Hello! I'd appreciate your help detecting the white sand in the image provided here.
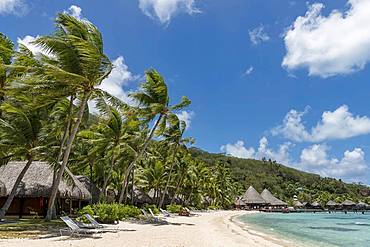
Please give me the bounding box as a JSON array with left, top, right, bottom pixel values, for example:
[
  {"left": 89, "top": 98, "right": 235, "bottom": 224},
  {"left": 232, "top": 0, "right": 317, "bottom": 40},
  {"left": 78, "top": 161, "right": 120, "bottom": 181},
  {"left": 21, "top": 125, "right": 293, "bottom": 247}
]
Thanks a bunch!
[{"left": 0, "top": 211, "right": 298, "bottom": 247}]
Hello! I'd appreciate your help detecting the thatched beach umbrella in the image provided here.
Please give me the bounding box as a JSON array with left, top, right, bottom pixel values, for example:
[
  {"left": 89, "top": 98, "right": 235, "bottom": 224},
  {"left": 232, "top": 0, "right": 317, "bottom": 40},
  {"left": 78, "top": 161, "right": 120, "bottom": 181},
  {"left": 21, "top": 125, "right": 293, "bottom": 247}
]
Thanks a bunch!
[
  {"left": 0, "top": 161, "right": 91, "bottom": 200},
  {"left": 241, "top": 186, "right": 266, "bottom": 205},
  {"left": 235, "top": 198, "right": 246, "bottom": 207},
  {"left": 311, "top": 202, "right": 320, "bottom": 207},
  {"left": 260, "top": 189, "right": 287, "bottom": 207}
]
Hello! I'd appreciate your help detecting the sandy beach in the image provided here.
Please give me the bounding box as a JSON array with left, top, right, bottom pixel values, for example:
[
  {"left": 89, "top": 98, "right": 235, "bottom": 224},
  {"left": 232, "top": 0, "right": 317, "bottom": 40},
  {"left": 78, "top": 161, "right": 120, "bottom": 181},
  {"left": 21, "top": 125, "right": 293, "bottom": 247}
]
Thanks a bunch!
[{"left": 0, "top": 211, "right": 297, "bottom": 247}]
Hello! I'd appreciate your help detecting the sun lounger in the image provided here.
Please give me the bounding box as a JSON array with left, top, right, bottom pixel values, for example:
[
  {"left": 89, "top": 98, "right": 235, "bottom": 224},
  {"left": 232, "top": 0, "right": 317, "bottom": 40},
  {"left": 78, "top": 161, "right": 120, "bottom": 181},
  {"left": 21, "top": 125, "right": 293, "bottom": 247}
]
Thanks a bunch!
[
  {"left": 141, "top": 209, "right": 160, "bottom": 223},
  {"left": 60, "top": 216, "right": 101, "bottom": 237},
  {"left": 160, "top": 208, "right": 172, "bottom": 217},
  {"left": 84, "top": 214, "right": 119, "bottom": 231}
]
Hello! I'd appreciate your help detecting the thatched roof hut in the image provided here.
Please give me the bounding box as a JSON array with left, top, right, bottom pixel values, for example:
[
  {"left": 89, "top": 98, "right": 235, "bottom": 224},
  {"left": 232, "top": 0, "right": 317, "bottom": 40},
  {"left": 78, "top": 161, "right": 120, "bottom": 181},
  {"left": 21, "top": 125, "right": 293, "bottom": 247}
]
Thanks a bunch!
[
  {"left": 311, "top": 202, "right": 320, "bottom": 207},
  {"left": 0, "top": 180, "right": 6, "bottom": 197},
  {"left": 326, "top": 200, "right": 338, "bottom": 207},
  {"left": 341, "top": 200, "right": 356, "bottom": 207},
  {"left": 242, "top": 186, "right": 265, "bottom": 204},
  {"left": 293, "top": 201, "right": 303, "bottom": 207},
  {"left": 260, "top": 189, "right": 287, "bottom": 206},
  {"left": 357, "top": 202, "right": 368, "bottom": 209},
  {"left": 0, "top": 161, "right": 91, "bottom": 200},
  {"left": 235, "top": 198, "right": 246, "bottom": 206}
]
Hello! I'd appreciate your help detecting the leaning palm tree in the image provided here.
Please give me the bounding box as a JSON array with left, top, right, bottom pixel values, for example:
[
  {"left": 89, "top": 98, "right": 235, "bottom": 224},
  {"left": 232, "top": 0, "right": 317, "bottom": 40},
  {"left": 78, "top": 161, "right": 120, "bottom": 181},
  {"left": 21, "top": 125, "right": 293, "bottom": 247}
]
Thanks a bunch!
[
  {"left": 158, "top": 115, "right": 194, "bottom": 208},
  {"left": 0, "top": 33, "right": 14, "bottom": 117},
  {"left": 118, "top": 69, "right": 191, "bottom": 203},
  {"left": 79, "top": 107, "right": 139, "bottom": 200},
  {"left": 0, "top": 101, "right": 44, "bottom": 218},
  {"left": 34, "top": 13, "right": 117, "bottom": 220}
]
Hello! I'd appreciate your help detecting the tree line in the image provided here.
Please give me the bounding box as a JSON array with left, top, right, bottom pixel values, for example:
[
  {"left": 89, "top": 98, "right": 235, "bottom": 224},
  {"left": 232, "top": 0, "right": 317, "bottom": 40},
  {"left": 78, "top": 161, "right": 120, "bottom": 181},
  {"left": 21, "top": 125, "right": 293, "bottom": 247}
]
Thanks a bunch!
[{"left": 0, "top": 13, "right": 237, "bottom": 220}]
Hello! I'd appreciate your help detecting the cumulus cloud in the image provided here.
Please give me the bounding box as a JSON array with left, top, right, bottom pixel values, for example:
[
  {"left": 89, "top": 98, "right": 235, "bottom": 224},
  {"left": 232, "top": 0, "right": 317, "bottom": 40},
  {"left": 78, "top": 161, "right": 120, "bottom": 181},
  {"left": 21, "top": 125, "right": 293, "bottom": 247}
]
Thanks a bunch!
[
  {"left": 249, "top": 25, "right": 270, "bottom": 45},
  {"left": 273, "top": 105, "right": 370, "bottom": 142},
  {"left": 221, "top": 140, "right": 256, "bottom": 159},
  {"left": 0, "top": 0, "right": 27, "bottom": 15},
  {"left": 299, "top": 144, "right": 367, "bottom": 180},
  {"left": 176, "top": 110, "right": 194, "bottom": 129},
  {"left": 67, "top": 5, "right": 82, "bottom": 19},
  {"left": 138, "top": 0, "right": 200, "bottom": 25},
  {"left": 98, "top": 56, "right": 136, "bottom": 103},
  {"left": 221, "top": 137, "right": 292, "bottom": 165},
  {"left": 282, "top": 1, "right": 370, "bottom": 77}
]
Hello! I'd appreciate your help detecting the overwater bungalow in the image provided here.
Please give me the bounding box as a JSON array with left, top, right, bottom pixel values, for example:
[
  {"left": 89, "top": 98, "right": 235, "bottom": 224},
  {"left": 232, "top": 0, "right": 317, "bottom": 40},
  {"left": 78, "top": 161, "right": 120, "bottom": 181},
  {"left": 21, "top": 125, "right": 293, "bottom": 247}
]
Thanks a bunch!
[
  {"left": 260, "top": 189, "right": 287, "bottom": 209},
  {"left": 0, "top": 161, "right": 92, "bottom": 218},
  {"left": 293, "top": 200, "right": 304, "bottom": 208},
  {"left": 356, "top": 202, "right": 369, "bottom": 210},
  {"left": 326, "top": 200, "right": 338, "bottom": 210},
  {"left": 241, "top": 186, "right": 266, "bottom": 209},
  {"left": 341, "top": 200, "right": 356, "bottom": 211}
]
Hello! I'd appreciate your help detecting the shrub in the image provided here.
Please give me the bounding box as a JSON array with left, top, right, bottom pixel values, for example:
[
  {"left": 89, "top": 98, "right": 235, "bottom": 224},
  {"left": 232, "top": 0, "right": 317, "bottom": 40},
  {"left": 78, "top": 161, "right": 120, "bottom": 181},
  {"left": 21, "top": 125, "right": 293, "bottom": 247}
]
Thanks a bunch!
[
  {"left": 166, "top": 204, "right": 182, "bottom": 213},
  {"left": 78, "top": 204, "right": 142, "bottom": 224},
  {"left": 143, "top": 204, "right": 160, "bottom": 215},
  {"left": 207, "top": 205, "right": 218, "bottom": 210}
]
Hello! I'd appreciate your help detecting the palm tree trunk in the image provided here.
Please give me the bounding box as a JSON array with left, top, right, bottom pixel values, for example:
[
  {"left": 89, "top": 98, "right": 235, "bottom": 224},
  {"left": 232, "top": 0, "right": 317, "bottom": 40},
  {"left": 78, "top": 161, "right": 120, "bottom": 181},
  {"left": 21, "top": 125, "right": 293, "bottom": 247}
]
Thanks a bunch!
[
  {"left": 101, "top": 156, "right": 115, "bottom": 200},
  {"left": 0, "top": 157, "right": 33, "bottom": 218},
  {"left": 46, "top": 92, "right": 90, "bottom": 220},
  {"left": 118, "top": 114, "right": 163, "bottom": 203},
  {"left": 159, "top": 145, "right": 178, "bottom": 209},
  {"left": 170, "top": 171, "right": 186, "bottom": 205},
  {"left": 49, "top": 95, "right": 75, "bottom": 219}
]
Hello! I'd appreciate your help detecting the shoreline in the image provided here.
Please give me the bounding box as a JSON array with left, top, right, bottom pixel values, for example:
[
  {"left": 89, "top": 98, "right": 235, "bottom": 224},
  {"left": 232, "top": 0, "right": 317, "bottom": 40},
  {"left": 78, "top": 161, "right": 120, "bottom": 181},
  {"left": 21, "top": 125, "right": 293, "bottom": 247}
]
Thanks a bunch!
[{"left": 0, "top": 210, "right": 300, "bottom": 247}]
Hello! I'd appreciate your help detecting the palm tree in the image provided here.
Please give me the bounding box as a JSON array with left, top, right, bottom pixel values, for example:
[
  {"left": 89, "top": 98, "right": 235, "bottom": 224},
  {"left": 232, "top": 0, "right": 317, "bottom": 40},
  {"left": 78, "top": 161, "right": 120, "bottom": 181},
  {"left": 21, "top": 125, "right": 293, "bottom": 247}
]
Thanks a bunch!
[
  {"left": 0, "top": 101, "right": 44, "bottom": 218},
  {"left": 0, "top": 33, "right": 14, "bottom": 117},
  {"left": 34, "top": 14, "right": 116, "bottom": 220},
  {"left": 158, "top": 115, "right": 193, "bottom": 208},
  {"left": 118, "top": 69, "right": 190, "bottom": 203},
  {"left": 79, "top": 107, "right": 139, "bottom": 200}
]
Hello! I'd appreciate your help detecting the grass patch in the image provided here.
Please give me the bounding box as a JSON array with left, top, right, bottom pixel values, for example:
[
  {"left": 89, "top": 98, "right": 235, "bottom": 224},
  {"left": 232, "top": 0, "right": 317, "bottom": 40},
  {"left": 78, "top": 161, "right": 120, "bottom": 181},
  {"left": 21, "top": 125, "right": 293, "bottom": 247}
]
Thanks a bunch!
[{"left": 0, "top": 218, "right": 64, "bottom": 239}]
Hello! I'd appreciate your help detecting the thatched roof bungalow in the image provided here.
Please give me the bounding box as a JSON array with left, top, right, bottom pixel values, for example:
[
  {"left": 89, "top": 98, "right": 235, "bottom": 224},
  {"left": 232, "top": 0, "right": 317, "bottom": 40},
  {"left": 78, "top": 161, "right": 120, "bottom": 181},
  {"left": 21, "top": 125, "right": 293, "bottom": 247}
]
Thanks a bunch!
[
  {"left": 341, "top": 200, "right": 356, "bottom": 210},
  {"left": 0, "top": 161, "right": 92, "bottom": 217},
  {"left": 260, "top": 189, "right": 287, "bottom": 208},
  {"left": 241, "top": 186, "right": 266, "bottom": 209},
  {"left": 357, "top": 202, "right": 369, "bottom": 209},
  {"left": 293, "top": 200, "right": 303, "bottom": 208},
  {"left": 0, "top": 180, "right": 6, "bottom": 197}
]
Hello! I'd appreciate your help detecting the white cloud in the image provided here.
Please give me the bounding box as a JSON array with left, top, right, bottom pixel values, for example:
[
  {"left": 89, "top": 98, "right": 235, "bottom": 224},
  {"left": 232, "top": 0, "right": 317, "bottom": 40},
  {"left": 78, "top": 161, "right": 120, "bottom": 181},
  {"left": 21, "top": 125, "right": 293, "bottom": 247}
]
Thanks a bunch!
[
  {"left": 249, "top": 25, "right": 270, "bottom": 45},
  {"left": 282, "top": 1, "right": 370, "bottom": 77},
  {"left": 67, "top": 5, "right": 82, "bottom": 19},
  {"left": 273, "top": 105, "right": 370, "bottom": 142},
  {"left": 0, "top": 0, "right": 26, "bottom": 15},
  {"left": 138, "top": 0, "right": 200, "bottom": 25},
  {"left": 221, "top": 137, "right": 292, "bottom": 165},
  {"left": 17, "top": 35, "right": 54, "bottom": 57},
  {"left": 221, "top": 140, "right": 256, "bottom": 159},
  {"left": 98, "top": 56, "right": 136, "bottom": 103},
  {"left": 176, "top": 110, "right": 194, "bottom": 129},
  {"left": 299, "top": 144, "right": 367, "bottom": 180},
  {"left": 244, "top": 66, "right": 254, "bottom": 75}
]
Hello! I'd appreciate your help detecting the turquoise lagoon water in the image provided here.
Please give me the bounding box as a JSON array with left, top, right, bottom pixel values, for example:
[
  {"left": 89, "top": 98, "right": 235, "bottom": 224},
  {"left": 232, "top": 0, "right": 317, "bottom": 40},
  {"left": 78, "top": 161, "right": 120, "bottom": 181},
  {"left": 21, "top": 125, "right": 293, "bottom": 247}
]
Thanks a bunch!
[{"left": 238, "top": 212, "right": 370, "bottom": 247}]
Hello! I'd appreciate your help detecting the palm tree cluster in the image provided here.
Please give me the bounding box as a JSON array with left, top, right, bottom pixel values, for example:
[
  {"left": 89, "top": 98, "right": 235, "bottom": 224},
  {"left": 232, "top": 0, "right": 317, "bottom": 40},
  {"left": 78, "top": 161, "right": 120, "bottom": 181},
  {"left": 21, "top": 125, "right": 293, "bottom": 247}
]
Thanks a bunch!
[{"left": 0, "top": 13, "right": 237, "bottom": 220}]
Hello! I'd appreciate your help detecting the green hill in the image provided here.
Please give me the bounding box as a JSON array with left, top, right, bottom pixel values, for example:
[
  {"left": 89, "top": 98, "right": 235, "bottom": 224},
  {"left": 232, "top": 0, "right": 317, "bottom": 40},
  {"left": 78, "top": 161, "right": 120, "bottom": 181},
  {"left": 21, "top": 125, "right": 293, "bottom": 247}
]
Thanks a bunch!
[{"left": 189, "top": 148, "right": 370, "bottom": 205}]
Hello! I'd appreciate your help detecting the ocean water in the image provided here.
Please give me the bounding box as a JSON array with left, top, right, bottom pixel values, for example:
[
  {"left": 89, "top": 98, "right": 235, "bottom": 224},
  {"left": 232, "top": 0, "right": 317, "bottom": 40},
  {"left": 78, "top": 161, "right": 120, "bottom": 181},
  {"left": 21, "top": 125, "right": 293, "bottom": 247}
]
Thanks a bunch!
[{"left": 238, "top": 212, "right": 370, "bottom": 247}]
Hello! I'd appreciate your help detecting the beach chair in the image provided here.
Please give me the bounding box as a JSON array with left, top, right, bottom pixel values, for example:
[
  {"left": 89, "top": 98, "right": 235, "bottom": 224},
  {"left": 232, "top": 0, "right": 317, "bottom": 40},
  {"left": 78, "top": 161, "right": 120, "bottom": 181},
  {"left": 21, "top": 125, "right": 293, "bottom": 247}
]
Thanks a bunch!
[
  {"left": 160, "top": 208, "right": 172, "bottom": 217},
  {"left": 184, "top": 207, "right": 200, "bottom": 216},
  {"left": 60, "top": 216, "right": 100, "bottom": 237},
  {"left": 141, "top": 209, "right": 159, "bottom": 223},
  {"left": 84, "top": 214, "right": 119, "bottom": 231}
]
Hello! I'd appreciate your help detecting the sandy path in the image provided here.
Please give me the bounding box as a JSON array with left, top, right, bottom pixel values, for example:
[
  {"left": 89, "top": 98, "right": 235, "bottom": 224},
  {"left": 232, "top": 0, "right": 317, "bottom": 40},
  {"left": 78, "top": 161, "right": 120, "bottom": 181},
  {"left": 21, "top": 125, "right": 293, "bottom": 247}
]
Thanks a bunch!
[{"left": 0, "top": 211, "right": 298, "bottom": 247}]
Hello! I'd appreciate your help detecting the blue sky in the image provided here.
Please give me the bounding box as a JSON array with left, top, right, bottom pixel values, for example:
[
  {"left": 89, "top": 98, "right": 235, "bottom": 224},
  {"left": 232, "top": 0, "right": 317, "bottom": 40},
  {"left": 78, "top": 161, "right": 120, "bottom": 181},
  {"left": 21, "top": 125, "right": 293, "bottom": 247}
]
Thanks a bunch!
[{"left": 2, "top": 0, "right": 370, "bottom": 183}]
